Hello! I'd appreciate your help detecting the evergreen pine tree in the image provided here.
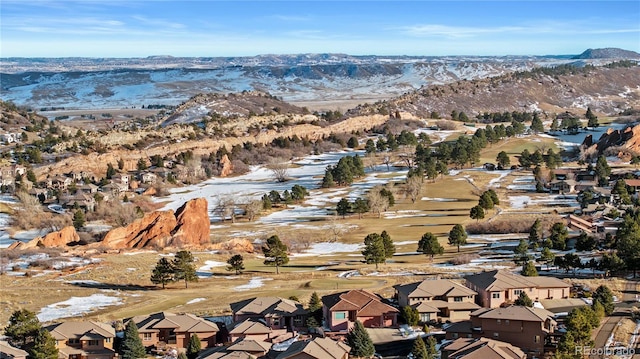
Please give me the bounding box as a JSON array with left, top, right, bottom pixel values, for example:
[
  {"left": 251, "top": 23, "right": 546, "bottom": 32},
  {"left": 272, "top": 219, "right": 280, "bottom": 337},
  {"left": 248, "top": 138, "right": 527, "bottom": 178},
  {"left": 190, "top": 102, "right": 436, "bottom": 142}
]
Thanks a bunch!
[
  {"left": 362, "top": 233, "right": 386, "bottom": 269},
  {"left": 346, "top": 321, "right": 375, "bottom": 358},
  {"left": 307, "top": 292, "right": 323, "bottom": 328},
  {"left": 150, "top": 257, "right": 175, "bottom": 289},
  {"left": 425, "top": 336, "right": 437, "bottom": 359},
  {"left": 121, "top": 321, "right": 146, "bottom": 359},
  {"left": 448, "top": 224, "right": 467, "bottom": 252},
  {"left": 381, "top": 230, "right": 395, "bottom": 261},
  {"left": 72, "top": 210, "right": 85, "bottom": 230},
  {"left": 29, "top": 329, "right": 58, "bottom": 359},
  {"left": 226, "top": 254, "right": 245, "bottom": 275},
  {"left": 514, "top": 291, "right": 534, "bottom": 307},
  {"left": 410, "top": 336, "right": 429, "bottom": 359},
  {"left": 521, "top": 261, "right": 539, "bottom": 277},
  {"left": 186, "top": 334, "right": 201, "bottom": 359},
  {"left": 172, "top": 250, "right": 198, "bottom": 288},
  {"left": 417, "top": 232, "right": 444, "bottom": 260},
  {"left": 262, "top": 235, "right": 289, "bottom": 274}
]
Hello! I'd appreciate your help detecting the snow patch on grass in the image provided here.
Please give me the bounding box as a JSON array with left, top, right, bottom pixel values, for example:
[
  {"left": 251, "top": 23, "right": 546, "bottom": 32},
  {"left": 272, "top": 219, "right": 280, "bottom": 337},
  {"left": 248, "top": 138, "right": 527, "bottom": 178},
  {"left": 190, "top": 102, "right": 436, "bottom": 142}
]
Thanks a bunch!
[
  {"left": 37, "top": 293, "right": 123, "bottom": 322},
  {"left": 234, "top": 277, "right": 273, "bottom": 291}
]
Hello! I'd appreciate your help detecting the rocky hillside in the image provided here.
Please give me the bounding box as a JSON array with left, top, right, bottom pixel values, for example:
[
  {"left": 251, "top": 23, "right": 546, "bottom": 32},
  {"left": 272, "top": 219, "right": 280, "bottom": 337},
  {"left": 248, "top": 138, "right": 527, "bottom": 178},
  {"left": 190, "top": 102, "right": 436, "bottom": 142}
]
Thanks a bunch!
[
  {"left": 582, "top": 124, "right": 640, "bottom": 158},
  {"left": 573, "top": 48, "right": 640, "bottom": 59},
  {"left": 349, "top": 64, "right": 640, "bottom": 119}
]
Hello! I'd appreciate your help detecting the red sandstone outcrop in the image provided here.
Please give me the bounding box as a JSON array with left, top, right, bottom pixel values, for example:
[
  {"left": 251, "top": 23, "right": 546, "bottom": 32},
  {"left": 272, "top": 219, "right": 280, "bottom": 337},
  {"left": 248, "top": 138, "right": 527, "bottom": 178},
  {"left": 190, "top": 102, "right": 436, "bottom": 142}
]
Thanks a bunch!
[
  {"left": 582, "top": 124, "right": 640, "bottom": 157},
  {"left": 219, "top": 154, "right": 233, "bottom": 177},
  {"left": 8, "top": 226, "right": 80, "bottom": 250},
  {"left": 210, "top": 238, "right": 255, "bottom": 253},
  {"left": 172, "top": 198, "right": 210, "bottom": 246},
  {"left": 100, "top": 197, "right": 209, "bottom": 249},
  {"left": 101, "top": 210, "right": 177, "bottom": 249}
]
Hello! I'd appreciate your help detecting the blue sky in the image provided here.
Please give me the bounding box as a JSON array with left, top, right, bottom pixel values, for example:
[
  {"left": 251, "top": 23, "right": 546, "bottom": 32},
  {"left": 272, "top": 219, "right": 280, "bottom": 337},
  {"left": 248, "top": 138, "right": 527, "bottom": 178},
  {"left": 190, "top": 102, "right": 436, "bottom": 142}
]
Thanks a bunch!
[{"left": 1, "top": 1, "right": 639, "bottom": 58}]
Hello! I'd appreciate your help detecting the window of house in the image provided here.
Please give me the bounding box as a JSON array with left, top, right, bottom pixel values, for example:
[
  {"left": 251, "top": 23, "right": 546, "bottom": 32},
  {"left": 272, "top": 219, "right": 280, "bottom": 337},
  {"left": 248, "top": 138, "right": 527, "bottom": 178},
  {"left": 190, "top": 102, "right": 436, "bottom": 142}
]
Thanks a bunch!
[
  {"left": 454, "top": 297, "right": 463, "bottom": 302},
  {"left": 493, "top": 333, "right": 499, "bottom": 338},
  {"left": 505, "top": 320, "right": 510, "bottom": 325},
  {"left": 143, "top": 333, "right": 152, "bottom": 341},
  {"left": 105, "top": 338, "right": 111, "bottom": 343},
  {"left": 294, "top": 316, "right": 303, "bottom": 326},
  {"left": 452, "top": 333, "right": 459, "bottom": 339},
  {"left": 273, "top": 318, "right": 280, "bottom": 327},
  {"left": 88, "top": 340, "right": 99, "bottom": 346},
  {"left": 492, "top": 293, "right": 500, "bottom": 299},
  {"left": 68, "top": 339, "right": 80, "bottom": 345},
  {"left": 335, "top": 312, "right": 346, "bottom": 319},
  {"left": 534, "top": 336, "right": 541, "bottom": 343},
  {"left": 514, "top": 289, "right": 523, "bottom": 296},
  {"left": 497, "top": 319, "right": 501, "bottom": 324},
  {"left": 420, "top": 313, "right": 431, "bottom": 322}
]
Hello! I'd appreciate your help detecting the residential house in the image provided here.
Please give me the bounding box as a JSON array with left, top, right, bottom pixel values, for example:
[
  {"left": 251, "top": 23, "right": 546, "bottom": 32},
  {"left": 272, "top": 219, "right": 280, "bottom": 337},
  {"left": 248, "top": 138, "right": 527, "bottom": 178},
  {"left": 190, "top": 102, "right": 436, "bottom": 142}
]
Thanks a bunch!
[
  {"left": 441, "top": 337, "right": 526, "bottom": 359},
  {"left": 227, "top": 319, "right": 272, "bottom": 342},
  {"left": 140, "top": 172, "right": 158, "bottom": 184},
  {"left": 230, "top": 297, "right": 308, "bottom": 333},
  {"left": 128, "top": 312, "right": 220, "bottom": 350},
  {"left": 322, "top": 289, "right": 399, "bottom": 332},
  {"left": 0, "top": 341, "right": 28, "bottom": 359},
  {"left": 624, "top": 179, "right": 640, "bottom": 192},
  {"left": 394, "top": 279, "right": 480, "bottom": 322},
  {"left": 275, "top": 337, "right": 350, "bottom": 359},
  {"left": 48, "top": 176, "right": 73, "bottom": 190},
  {"left": 79, "top": 184, "right": 99, "bottom": 195},
  {"left": 464, "top": 270, "right": 569, "bottom": 308},
  {"left": 198, "top": 347, "right": 258, "bottom": 359},
  {"left": 226, "top": 338, "right": 271, "bottom": 357},
  {"left": 445, "top": 306, "right": 557, "bottom": 357},
  {"left": 61, "top": 193, "right": 96, "bottom": 212},
  {"left": 45, "top": 320, "right": 117, "bottom": 359}
]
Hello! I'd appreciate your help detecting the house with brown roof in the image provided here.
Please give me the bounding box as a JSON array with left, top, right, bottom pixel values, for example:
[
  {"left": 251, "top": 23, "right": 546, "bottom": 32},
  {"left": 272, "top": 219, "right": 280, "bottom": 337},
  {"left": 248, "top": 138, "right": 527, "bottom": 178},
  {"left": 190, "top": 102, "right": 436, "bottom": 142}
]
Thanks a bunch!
[
  {"left": 275, "top": 337, "right": 350, "bottom": 359},
  {"left": 0, "top": 341, "right": 28, "bottom": 359},
  {"left": 45, "top": 320, "right": 116, "bottom": 359},
  {"left": 322, "top": 289, "right": 399, "bottom": 332},
  {"left": 227, "top": 319, "right": 272, "bottom": 342},
  {"left": 445, "top": 306, "right": 557, "bottom": 357},
  {"left": 128, "top": 312, "right": 219, "bottom": 350},
  {"left": 230, "top": 297, "right": 308, "bottom": 333},
  {"left": 464, "top": 270, "right": 569, "bottom": 308},
  {"left": 394, "top": 279, "right": 480, "bottom": 322},
  {"left": 441, "top": 337, "right": 526, "bottom": 359}
]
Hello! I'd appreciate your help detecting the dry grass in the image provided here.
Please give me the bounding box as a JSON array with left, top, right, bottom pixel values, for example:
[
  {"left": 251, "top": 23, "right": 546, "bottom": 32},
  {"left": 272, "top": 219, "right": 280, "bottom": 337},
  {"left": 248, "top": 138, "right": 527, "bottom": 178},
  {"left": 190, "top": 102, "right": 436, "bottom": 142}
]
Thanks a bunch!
[
  {"left": 613, "top": 318, "right": 637, "bottom": 346},
  {"left": 0, "top": 131, "right": 608, "bottom": 326}
]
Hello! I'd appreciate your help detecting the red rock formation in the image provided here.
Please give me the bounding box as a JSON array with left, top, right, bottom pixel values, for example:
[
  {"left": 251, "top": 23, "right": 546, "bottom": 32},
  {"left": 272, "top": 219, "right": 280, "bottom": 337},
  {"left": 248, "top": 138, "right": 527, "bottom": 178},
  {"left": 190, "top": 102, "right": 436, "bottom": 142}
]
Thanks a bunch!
[
  {"left": 172, "top": 197, "right": 210, "bottom": 246},
  {"left": 102, "top": 210, "right": 177, "bottom": 249},
  {"left": 100, "top": 198, "right": 210, "bottom": 249},
  {"left": 8, "top": 226, "right": 80, "bottom": 250},
  {"left": 210, "top": 238, "right": 255, "bottom": 253},
  {"left": 219, "top": 154, "right": 233, "bottom": 177},
  {"left": 581, "top": 124, "right": 640, "bottom": 157}
]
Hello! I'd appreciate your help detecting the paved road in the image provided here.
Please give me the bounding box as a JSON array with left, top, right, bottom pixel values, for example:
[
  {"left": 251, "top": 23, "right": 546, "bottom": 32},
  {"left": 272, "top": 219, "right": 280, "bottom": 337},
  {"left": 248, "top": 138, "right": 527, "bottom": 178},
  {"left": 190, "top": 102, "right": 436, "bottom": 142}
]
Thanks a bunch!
[{"left": 590, "top": 280, "right": 640, "bottom": 359}]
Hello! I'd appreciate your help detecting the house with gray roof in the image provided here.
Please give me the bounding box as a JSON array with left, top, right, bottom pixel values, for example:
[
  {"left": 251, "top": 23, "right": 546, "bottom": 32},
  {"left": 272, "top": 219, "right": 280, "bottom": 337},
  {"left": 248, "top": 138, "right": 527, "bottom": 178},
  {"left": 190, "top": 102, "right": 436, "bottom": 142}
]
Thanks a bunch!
[
  {"left": 464, "top": 270, "right": 569, "bottom": 308},
  {"left": 45, "top": 320, "right": 116, "bottom": 359},
  {"left": 445, "top": 306, "right": 557, "bottom": 357},
  {"left": 442, "top": 337, "right": 526, "bottom": 359},
  {"left": 127, "top": 312, "right": 219, "bottom": 350},
  {"left": 230, "top": 297, "right": 307, "bottom": 333},
  {"left": 0, "top": 341, "right": 28, "bottom": 359},
  {"left": 394, "top": 279, "right": 480, "bottom": 322},
  {"left": 275, "top": 337, "right": 350, "bottom": 359}
]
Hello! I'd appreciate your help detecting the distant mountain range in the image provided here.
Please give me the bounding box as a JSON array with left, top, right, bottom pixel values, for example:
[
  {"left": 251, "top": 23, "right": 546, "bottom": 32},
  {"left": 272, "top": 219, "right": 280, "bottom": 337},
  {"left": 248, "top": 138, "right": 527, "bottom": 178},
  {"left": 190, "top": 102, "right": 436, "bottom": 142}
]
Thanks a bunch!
[{"left": 0, "top": 48, "right": 637, "bottom": 110}]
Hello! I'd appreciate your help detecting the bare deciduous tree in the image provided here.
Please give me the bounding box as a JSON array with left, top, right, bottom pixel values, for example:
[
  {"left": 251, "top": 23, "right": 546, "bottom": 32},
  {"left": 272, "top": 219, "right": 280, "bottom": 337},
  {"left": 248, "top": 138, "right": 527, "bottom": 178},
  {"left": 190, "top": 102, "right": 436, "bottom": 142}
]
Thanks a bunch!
[
  {"left": 404, "top": 175, "right": 422, "bottom": 203},
  {"left": 367, "top": 186, "right": 389, "bottom": 218},
  {"left": 268, "top": 157, "right": 289, "bottom": 182},
  {"left": 242, "top": 199, "right": 263, "bottom": 221},
  {"left": 325, "top": 214, "right": 345, "bottom": 242},
  {"left": 215, "top": 195, "right": 237, "bottom": 223}
]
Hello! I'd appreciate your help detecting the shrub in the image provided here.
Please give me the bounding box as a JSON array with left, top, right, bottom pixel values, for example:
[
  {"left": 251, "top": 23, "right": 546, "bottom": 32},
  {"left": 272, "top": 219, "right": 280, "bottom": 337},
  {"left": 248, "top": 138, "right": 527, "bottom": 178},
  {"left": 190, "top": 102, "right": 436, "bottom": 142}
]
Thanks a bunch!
[{"left": 450, "top": 253, "right": 480, "bottom": 265}]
